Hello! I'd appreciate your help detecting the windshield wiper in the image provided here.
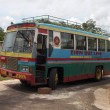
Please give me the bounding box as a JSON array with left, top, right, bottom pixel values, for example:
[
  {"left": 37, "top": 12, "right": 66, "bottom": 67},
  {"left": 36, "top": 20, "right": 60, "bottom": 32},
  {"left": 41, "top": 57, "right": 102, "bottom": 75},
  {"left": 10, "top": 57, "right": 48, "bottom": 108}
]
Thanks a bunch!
[{"left": 18, "top": 31, "right": 29, "bottom": 42}]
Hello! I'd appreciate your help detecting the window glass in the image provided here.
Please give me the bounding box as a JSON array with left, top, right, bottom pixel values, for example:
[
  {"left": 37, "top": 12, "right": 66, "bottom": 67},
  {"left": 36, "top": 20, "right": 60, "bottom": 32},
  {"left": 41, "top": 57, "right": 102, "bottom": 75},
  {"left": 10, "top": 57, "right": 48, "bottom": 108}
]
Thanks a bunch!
[
  {"left": 107, "top": 41, "right": 110, "bottom": 52},
  {"left": 76, "top": 35, "right": 86, "bottom": 50},
  {"left": 2, "top": 32, "right": 16, "bottom": 52},
  {"left": 49, "top": 30, "right": 53, "bottom": 47},
  {"left": 88, "top": 37, "right": 97, "bottom": 51},
  {"left": 13, "top": 30, "right": 35, "bottom": 53},
  {"left": 98, "top": 39, "right": 105, "bottom": 51},
  {"left": 61, "top": 33, "right": 74, "bottom": 49},
  {"left": 49, "top": 30, "right": 53, "bottom": 57}
]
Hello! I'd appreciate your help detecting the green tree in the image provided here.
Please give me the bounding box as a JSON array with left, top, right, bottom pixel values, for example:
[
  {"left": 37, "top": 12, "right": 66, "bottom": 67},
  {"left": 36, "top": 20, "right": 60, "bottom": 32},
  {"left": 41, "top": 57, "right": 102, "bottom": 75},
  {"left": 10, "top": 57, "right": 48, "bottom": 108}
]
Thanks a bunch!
[
  {"left": 82, "top": 19, "right": 104, "bottom": 35},
  {"left": 82, "top": 19, "right": 96, "bottom": 32},
  {"left": 0, "top": 27, "right": 5, "bottom": 41}
]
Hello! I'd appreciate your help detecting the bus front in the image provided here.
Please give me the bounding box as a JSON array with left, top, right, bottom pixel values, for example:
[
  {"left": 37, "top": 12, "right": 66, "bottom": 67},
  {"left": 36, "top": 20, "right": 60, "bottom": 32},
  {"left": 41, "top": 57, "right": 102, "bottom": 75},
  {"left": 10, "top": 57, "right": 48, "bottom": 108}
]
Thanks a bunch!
[{"left": 0, "top": 23, "right": 36, "bottom": 85}]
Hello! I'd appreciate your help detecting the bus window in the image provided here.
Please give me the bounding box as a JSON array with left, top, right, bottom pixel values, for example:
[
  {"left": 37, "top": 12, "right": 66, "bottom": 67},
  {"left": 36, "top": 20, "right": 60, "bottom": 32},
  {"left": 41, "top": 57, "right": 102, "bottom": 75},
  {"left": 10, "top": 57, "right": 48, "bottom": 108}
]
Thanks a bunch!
[
  {"left": 88, "top": 37, "right": 97, "bottom": 51},
  {"left": 98, "top": 39, "right": 105, "bottom": 51},
  {"left": 37, "top": 34, "right": 43, "bottom": 49},
  {"left": 61, "top": 33, "right": 74, "bottom": 49},
  {"left": 49, "top": 30, "right": 53, "bottom": 47},
  {"left": 107, "top": 41, "right": 110, "bottom": 52},
  {"left": 49, "top": 30, "right": 53, "bottom": 57},
  {"left": 76, "top": 35, "right": 86, "bottom": 50},
  {"left": 13, "top": 30, "right": 34, "bottom": 53},
  {"left": 2, "top": 32, "right": 16, "bottom": 52}
]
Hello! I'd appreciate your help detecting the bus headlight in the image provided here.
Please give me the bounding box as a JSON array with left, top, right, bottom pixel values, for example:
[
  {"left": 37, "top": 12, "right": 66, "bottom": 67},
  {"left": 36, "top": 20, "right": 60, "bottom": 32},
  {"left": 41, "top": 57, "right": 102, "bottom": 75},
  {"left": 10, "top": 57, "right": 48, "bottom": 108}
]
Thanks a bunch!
[
  {"left": 2, "top": 63, "right": 6, "bottom": 68},
  {"left": 21, "top": 66, "right": 29, "bottom": 72}
]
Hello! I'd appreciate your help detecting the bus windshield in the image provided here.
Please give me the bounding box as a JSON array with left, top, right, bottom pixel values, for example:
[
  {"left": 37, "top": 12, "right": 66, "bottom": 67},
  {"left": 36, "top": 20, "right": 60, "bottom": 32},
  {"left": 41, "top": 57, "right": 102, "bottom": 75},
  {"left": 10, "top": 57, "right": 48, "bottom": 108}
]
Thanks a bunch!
[
  {"left": 2, "top": 32, "right": 17, "bottom": 52},
  {"left": 2, "top": 30, "right": 35, "bottom": 53}
]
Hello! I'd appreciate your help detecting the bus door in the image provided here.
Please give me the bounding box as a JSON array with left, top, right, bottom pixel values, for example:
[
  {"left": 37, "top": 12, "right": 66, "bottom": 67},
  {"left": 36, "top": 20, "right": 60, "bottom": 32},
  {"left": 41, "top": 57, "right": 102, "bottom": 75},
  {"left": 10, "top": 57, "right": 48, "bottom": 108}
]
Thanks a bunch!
[{"left": 36, "top": 34, "right": 47, "bottom": 83}]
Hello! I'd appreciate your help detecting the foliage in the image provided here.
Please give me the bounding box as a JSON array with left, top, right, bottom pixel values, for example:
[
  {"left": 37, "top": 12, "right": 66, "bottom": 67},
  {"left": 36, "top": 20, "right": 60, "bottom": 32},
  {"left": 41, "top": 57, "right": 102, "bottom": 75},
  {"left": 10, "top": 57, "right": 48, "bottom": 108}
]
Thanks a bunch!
[{"left": 0, "top": 27, "right": 5, "bottom": 41}]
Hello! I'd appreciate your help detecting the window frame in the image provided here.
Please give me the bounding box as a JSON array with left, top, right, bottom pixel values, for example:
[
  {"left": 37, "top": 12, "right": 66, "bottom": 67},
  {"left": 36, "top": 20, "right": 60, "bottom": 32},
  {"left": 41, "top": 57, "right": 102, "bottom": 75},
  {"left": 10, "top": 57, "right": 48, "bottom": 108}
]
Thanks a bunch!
[
  {"left": 98, "top": 39, "right": 106, "bottom": 52},
  {"left": 61, "top": 32, "right": 74, "bottom": 49},
  {"left": 75, "top": 34, "right": 87, "bottom": 50},
  {"left": 88, "top": 37, "right": 97, "bottom": 51}
]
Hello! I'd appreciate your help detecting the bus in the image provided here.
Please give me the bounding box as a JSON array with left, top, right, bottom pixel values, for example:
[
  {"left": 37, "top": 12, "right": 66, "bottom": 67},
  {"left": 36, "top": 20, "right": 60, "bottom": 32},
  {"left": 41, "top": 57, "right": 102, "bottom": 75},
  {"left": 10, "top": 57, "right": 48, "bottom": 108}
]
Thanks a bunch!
[{"left": 0, "top": 15, "right": 110, "bottom": 90}]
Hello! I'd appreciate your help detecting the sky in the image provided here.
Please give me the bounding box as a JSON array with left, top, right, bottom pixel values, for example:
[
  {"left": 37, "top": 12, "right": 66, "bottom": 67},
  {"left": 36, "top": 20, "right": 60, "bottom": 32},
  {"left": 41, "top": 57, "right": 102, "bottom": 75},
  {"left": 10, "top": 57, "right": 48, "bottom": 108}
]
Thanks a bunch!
[{"left": 0, "top": 0, "right": 110, "bottom": 31}]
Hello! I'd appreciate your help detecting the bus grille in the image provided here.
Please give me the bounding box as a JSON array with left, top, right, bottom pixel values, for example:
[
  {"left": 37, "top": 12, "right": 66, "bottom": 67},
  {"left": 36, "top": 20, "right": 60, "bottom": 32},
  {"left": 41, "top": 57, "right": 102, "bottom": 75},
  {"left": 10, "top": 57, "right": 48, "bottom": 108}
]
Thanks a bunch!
[{"left": 7, "top": 57, "right": 18, "bottom": 71}]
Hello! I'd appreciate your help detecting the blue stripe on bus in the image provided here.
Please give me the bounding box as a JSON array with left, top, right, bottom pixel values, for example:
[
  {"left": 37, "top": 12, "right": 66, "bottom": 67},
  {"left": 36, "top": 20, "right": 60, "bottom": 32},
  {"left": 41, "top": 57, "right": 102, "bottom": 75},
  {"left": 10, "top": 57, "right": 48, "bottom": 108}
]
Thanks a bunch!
[
  {"left": 48, "top": 49, "right": 110, "bottom": 58},
  {"left": 18, "top": 61, "right": 36, "bottom": 65}
]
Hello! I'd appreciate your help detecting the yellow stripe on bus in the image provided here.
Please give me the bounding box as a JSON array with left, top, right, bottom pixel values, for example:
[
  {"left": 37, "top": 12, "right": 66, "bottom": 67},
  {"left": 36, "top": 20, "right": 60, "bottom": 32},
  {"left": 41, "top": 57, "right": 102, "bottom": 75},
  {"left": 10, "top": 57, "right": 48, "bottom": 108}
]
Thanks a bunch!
[
  {"left": 70, "top": 56, "right": 92, "bottom": 58},
  {"left": 0, "top": 52, "right": 32, "bottom": 58},
  {"left": 39, "top": 25, "right": 107, "bottom": 40}
]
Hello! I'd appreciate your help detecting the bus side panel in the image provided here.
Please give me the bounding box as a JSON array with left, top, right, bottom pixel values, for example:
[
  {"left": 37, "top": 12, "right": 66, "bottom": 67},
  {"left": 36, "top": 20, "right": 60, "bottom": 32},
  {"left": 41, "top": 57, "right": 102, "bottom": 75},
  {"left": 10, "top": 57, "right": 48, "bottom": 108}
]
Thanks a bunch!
[{"left": 47, "top": 49, "right": 110, "bottom": 83}]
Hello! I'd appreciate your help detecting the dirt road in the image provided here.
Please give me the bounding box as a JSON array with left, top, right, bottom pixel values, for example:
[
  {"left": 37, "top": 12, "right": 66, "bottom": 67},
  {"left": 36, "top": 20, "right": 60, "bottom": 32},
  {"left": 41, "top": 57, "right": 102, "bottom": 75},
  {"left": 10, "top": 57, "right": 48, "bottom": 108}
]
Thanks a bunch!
[{"left": 0, "top": 77, "right": 110, "bottom": 110}]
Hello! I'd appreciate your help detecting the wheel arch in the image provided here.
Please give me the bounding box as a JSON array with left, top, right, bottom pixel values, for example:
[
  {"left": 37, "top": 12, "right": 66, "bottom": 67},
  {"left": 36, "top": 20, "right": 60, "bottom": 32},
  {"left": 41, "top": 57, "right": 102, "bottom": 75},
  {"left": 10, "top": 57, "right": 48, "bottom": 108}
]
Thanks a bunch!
[
  {"left": 95, "top": 65, "right": 104, "bottom": 81},
  {"left": 47, "top": 67, "right": 64, "bottom": 83},
  {"left": 96, "top": 65, "right": 104, "bottom": 70}
]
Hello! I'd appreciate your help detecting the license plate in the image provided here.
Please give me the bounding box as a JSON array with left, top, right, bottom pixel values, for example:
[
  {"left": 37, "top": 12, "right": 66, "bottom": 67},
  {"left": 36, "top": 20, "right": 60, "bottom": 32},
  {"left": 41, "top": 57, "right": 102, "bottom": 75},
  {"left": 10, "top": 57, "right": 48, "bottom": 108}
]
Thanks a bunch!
[
  {"left": 8, "top": 72, "right": 12, "bottom": 77},
  {"left": 1, "top": 70, "right": 7, "bottom": 75}
]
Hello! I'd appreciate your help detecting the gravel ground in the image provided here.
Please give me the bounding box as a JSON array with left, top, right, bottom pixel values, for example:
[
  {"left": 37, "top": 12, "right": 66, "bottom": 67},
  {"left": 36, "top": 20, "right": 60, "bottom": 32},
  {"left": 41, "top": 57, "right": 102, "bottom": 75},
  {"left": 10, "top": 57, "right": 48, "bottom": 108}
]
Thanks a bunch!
[{"left": 0, "top": 77, "right": 110, "bottom": 110}]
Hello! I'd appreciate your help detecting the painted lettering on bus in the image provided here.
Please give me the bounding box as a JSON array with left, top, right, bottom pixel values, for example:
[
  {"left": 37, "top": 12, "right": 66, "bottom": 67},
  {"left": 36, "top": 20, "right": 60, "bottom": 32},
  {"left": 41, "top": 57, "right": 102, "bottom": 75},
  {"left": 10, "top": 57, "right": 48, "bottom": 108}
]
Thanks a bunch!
[
  {"left": 71, "top": 50, "right": 102, "bottom": 56},
  {"left": 94, "top": 52, "right": 102, "bottom": 55},
  {"left": 71, "top": 50, "right": 83, "bottom": 55},
  {"left": 84, "top": 51, "right": 92, "bottom": 55}
]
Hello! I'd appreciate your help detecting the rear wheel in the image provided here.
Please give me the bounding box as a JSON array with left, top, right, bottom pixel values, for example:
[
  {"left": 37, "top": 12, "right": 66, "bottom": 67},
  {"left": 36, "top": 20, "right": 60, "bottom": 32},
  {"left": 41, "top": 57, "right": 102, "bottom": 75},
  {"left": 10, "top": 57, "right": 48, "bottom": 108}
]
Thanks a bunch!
[
  {"left": 48, "top": 69, "right": 58, "bottom": 90},
  {"left": 95, "top": 67, "right": 103, "bottom": 81}
]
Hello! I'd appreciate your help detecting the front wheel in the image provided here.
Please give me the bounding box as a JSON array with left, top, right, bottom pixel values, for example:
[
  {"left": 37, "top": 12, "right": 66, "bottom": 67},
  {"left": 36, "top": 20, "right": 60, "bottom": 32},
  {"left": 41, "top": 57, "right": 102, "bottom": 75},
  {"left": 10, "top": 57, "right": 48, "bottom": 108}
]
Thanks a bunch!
[
  {"left": 48, "top": 69, "right": 58, "bottom": 90},
  {"left": 95, "top": 67, "right": 103, "bottom": 81}
]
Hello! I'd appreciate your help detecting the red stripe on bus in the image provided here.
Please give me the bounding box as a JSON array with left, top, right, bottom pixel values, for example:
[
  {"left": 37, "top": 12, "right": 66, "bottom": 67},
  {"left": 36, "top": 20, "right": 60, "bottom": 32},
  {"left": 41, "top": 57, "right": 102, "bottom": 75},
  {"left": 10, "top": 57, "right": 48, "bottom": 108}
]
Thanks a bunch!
[
  {"left": 64, "top": 71, "right": 110, "bottom": 82},
  {"left": 38, "top": 28, "right": 47, "bottom": 34},
  {"left": 0, "top": 56, "right": 36, "bottom": 62},
  {"left": 18, "top": 58, "right": 36, "bottom": 62},
  {"left": 103, "top": 71, "right": 110, "bottom": 75},
  {"left": 64, "top": 74, "right": 95, "bottom": 82}
]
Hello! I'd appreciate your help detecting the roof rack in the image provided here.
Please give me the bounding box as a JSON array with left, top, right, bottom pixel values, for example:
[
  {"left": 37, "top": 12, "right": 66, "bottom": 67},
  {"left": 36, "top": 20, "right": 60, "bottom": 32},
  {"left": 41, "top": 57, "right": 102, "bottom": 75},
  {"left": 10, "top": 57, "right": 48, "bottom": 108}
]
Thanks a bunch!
[
  {"left": 22, "top": 15, "right": 110, "bottom": 36},
  {"left": 22, "top": 15, "right": 81, "bottom": 28}
]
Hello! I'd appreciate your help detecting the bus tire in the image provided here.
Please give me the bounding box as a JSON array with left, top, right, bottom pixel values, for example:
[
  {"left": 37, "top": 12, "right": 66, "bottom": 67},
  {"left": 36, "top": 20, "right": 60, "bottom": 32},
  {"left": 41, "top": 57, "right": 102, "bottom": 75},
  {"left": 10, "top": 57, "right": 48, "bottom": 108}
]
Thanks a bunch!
[
  {"left": 95, "top": 67, "right": 102, "bottom": 81},
  {"left": 49, "top": 69, "right": 58, "bottom": 90}
]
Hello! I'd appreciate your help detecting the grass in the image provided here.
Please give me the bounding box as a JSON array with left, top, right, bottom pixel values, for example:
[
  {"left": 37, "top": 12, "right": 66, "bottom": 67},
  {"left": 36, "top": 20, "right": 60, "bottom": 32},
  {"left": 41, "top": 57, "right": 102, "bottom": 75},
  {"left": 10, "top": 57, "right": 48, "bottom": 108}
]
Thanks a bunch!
[{"left": 0, "top": 76, "right": 11, "bottom": 81}]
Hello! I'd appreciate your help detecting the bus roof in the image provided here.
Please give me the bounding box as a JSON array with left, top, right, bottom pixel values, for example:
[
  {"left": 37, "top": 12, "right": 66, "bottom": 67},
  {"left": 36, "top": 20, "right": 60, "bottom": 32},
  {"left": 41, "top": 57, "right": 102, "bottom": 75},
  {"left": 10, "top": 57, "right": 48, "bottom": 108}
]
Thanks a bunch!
[
  {"left": 36, "top": 22, "right": 109, "bottom": 40},
  {"left": 22, "top": 15, "right": 110, "bottom": 40}
]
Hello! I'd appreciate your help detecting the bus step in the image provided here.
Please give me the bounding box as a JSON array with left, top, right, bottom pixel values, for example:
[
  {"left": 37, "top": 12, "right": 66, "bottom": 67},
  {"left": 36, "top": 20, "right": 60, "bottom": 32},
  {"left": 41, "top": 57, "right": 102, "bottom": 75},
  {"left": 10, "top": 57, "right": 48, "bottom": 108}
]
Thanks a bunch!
[
  {"left": 36, "top": 70, "right": 45, "bottom": 74},
  {"left": 37, "top": 64, "right": 45, "bottom": 66},
  {"left": 36, "top": 65, "right": 45, "bottom": 71}
]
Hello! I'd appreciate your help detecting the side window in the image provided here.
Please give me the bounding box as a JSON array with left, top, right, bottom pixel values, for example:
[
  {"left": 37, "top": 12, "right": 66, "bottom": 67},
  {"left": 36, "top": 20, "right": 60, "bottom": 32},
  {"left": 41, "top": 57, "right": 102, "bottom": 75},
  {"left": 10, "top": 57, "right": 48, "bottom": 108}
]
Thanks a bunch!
[
  {"left": 88, "top": 37, "right": 97, "bottom": 51},
  {"left": 98, "top": 39, "right": 105, "bottom": 51},
  {"left": 107, "top": 41, "right": 110, "bottom": 52},
  {"left": 49, "top": 30, "right": 53, "bottom": 57},
  {"left": 61, "top": 32, "right": 74, "bottom": 49},
  {"left": 76, "top": 35, "right": 86, "bottom": 50},
  {"left": 49, "top": 30, "right": 53, "bottom": 47}
]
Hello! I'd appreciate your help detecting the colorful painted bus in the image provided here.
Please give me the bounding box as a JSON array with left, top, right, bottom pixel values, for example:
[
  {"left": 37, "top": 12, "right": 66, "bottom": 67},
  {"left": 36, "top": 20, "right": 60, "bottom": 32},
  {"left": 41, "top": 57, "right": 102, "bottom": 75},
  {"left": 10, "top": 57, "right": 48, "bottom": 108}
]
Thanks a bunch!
[{"left": 0, "top": 15, "right": 110, "bottom": 89}]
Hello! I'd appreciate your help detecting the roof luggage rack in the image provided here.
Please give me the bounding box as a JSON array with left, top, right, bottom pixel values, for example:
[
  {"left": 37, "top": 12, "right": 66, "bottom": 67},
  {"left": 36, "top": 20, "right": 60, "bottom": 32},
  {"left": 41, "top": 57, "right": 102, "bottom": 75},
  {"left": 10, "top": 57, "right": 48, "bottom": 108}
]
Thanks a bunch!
[
  {"left": 22, "top": 15, "right": 110, "bottom": 36},
  {"left": 22, "top": 15, "right": 81, "bottom": 28}
]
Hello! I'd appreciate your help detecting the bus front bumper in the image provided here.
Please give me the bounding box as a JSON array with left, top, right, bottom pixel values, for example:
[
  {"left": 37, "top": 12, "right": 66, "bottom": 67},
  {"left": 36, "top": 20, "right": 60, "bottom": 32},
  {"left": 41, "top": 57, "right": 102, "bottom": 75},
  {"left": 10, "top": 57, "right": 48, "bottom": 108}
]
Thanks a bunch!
[{"left": 0, "top": 68, "right": 35, "bottom": 85}]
